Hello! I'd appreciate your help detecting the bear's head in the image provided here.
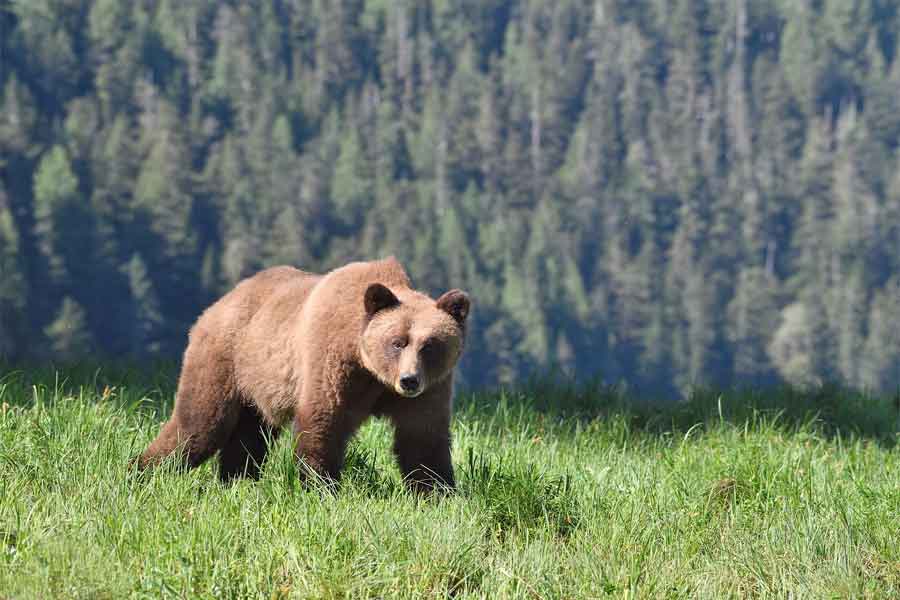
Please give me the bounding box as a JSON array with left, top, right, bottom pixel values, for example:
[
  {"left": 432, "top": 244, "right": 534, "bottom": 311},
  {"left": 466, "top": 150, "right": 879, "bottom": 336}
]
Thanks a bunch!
[{"left": 360, "top": 283, "right": 470, "bottom": 397}]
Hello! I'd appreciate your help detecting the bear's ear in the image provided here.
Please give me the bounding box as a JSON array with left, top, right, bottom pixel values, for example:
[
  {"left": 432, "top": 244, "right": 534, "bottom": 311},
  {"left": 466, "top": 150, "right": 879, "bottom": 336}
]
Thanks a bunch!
[
  {"left": 364, "top": 283, "right": 400, "bottom": 317},
  {"left": 436, "top": 289, "right": 470, "bottom": 324}
]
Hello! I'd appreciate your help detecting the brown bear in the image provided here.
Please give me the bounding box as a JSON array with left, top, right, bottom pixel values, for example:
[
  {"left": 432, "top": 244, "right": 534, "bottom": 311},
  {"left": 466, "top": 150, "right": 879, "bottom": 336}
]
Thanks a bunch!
[{"left": 137, "top": 257, "right": 470, "bottom": 492}]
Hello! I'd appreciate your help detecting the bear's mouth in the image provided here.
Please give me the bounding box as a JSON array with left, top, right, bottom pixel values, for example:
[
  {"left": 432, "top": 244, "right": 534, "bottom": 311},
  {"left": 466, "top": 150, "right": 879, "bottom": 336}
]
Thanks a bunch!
[{"left": 396, "top": 385, "right": 424, "bottom": 398}]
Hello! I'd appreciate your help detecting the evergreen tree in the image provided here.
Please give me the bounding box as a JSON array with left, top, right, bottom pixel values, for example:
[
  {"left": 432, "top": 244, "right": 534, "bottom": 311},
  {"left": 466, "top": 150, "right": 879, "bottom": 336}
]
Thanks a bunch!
[
  {"left": 0, "top": 75, "right": 38, "bottom": 158},
  {"left": 330, "top": 125, "right": 372, "bottom": 229},
  {"left": 32, "top": 146, "right": 87, "bottom": 291},
  {"left": 0, "top": 188, "right": 26, "bottom": 358},
  {"left": 44, "top": 297, "right": 94, "bottom": 360},
  {"left": 135, "top": 125, "right": 195, "bottom": 262},
  {"left": 727, "top": 267, "right": 777, "bottom": 384},
  {"left": 126, "top": 254, "right": 164, "bottom": 356},
  {"left": 861, "top": 280, "right": 900, "bottom": 391}
]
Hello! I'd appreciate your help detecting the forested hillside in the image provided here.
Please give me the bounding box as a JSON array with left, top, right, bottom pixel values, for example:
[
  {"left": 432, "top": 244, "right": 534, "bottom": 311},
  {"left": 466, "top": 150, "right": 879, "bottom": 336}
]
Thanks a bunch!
[{"left": 1, "top": 0, "right": 900, "bottom": 393}]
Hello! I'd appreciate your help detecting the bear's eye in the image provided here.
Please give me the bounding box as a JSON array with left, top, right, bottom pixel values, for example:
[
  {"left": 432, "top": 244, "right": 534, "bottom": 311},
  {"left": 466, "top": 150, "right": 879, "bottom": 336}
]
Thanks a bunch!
[
  {"left": 391, "top": 338, "right": 407, "bottom": 350},
  {"left": 421, "top": 338, "right": 439, "bottom": 353}
]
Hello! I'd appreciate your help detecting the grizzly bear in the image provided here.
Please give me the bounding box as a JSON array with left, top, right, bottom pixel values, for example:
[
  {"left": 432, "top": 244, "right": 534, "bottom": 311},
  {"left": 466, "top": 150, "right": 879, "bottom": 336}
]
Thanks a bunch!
[{"left": 137, "top": 257, "right": 470, "bottom": 492}]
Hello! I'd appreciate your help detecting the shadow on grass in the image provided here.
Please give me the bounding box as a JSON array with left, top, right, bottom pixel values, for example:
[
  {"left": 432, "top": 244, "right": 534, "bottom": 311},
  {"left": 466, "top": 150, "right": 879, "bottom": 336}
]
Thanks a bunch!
[
  {"left": 338, "top": 444, "right": 582, "bottom": 541},
  {"left": 460, "top": 447, "right": 581, "bottom": 540},
  {"left": 458, "top": 377, "right": 900, "bottom": 447},
  {"left": 2, "top": 363, "right": 898, "bottom": 446}
]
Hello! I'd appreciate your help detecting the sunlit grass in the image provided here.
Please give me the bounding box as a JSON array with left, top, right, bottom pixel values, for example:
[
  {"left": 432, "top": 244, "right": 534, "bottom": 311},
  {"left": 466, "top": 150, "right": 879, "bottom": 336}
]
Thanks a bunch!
[{"left": 1, "top": 366, "right": 898, "bottom": 598}]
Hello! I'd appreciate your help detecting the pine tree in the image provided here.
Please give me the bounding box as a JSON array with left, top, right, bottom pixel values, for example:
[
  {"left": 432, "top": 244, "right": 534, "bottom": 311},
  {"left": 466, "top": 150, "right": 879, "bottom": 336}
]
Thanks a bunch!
[
  {"left": 32, "top": 146, "right": 86, "bottom": 290},
  {"left": 126, "top": 254, "right": 164, "bottom": 356},
  {"left": 861, "top": 280, "right": 900, "bottom": 392},
  {"left": 91, "top": 114, "right": 141, "bottom": 266},
  {"left": 769, "top": 301, "right": 815, "bottom": 388},
  {"left": 727, "top": 267, "right": 778, "bottom": 384},
  {"left": 93, "top": 32, "right": 143, "bottom": 119},
  {"left": 44, "top": 297, "right": 94, "bottom": 361},
  {"left": 11, "top": 0, "right": 80, "bottom": 101},
  {"left": 0, "top": 75, "right": 38, "bottom": 158},
  {"left": 133, "top": 111, "right": 197, "bottom": 287},
  {"left": 792, "top": 116, "right": 835, "bottom": 291},
  {"left": 780, "top": 3, "right": 824, "bottom": 112},
  {"left": 445, "top": 41, "right": 487, "bottom": 191},
  {"left": 833, "top": 267, "right": 867, "bottom": 388},
  {"left": 831, "top": 107, "right": 880, "bottom": 262},
  {"left": 0, "top": 188, "right": 26, "bottom": 359},
  {"left": 330, "top": 125, "right": 372, "bottom": 229}
]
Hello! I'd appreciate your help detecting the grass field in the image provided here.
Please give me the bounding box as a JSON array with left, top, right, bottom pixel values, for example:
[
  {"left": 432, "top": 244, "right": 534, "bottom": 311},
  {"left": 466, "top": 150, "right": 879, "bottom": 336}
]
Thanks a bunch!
[{"left": 1, "top": 366, "right": 898, "bottom": 598}]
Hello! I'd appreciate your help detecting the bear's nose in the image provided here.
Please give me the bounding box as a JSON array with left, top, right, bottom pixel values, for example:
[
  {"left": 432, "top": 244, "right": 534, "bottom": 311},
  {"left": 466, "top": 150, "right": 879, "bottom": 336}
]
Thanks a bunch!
[{"left": 399, "top": 374, "right": 420, "bottom": 393}]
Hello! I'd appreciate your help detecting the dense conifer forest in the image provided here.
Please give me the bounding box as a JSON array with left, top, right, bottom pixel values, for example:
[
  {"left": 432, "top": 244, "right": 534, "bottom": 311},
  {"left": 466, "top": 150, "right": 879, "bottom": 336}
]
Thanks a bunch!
[{"left": 1, "top": 0, "right": 899, "bottom": 392}]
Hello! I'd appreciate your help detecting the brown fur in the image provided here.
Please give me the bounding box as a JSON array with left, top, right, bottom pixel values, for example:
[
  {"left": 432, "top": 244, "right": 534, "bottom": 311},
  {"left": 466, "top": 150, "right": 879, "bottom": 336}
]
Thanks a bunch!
[{"left": 137, "top": 257, "right": 469, "bottom": 492}]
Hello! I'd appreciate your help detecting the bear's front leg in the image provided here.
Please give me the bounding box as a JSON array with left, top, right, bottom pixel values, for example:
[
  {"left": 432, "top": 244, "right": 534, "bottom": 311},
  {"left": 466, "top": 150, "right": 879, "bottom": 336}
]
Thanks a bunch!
[
  {"left": 292, "top": 374, "right": 375, "bottom": 486},
  {"left": 292, "top": 402, "right": 354, "bottom": 485},
  {"left": 392, "top": 412, "right": 455, "bottom": 494}
]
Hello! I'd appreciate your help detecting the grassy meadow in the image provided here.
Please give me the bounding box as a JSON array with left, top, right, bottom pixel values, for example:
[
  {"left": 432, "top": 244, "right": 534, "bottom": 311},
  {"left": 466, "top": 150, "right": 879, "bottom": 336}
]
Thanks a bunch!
[{"left": 0, "top": 366, "right": 898, "bottom": 598}]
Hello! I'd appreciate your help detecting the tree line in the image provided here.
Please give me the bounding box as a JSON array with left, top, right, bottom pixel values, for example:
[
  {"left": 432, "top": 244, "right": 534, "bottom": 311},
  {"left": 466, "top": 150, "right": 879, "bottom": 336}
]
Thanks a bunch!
[{"left": 1, "top": 0, "right": 899, "bottom": 393}]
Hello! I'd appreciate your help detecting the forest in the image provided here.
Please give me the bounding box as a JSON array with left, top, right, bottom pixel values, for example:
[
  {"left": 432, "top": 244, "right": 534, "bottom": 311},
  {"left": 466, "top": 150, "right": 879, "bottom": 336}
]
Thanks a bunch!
[{"left": 1, "top": 0, "right": 899, "bottom": 393}]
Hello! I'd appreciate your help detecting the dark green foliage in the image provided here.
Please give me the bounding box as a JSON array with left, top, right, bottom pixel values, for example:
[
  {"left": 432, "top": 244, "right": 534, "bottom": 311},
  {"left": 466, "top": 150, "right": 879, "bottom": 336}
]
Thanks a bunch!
[
  {"left": 1, "top": 1, "right": 900, "bottom": 393},
  {"left": 0, "top": 186, "right": 26, "bottom": 359},
  {"left": 42, "top": 297, "right": 94, "bottom": 360}
]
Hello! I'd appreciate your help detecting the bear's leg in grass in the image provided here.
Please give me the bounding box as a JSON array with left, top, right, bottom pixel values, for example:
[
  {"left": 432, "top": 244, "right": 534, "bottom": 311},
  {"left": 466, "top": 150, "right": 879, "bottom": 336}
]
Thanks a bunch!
[
  {"left": 385, "top": 392, "right": 453, "bottom": 493},
  {"left": 292, "top": 402, "right": 356, "bottom": 484},
  {"left": 391, "top": 416, "right": 455, "bottom": 493},
  {"left": 138, "top": 340, "right": 240, "bottom": 470},
  {"left": 376, "top": 380, "right": 455, "bottom": 493},
  {"left": 292, "top": 374, "right": 376, "bottom": 484},
  {"left": 218, "top": 403, "right": 280, "bottom": 481}
]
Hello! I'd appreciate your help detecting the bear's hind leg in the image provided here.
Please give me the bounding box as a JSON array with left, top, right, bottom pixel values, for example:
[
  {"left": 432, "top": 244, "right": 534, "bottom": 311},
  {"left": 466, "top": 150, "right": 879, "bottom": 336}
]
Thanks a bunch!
[
  {"left": 137, "top": 340, "right": 240, "bottom": 471},
  {"left": 138, "top": 401, "right": 241, "bottom": 471},
  {"left": 136, "top": 417, "right": 184, "bottom": 469},
  {"left": 219, "top": 404, "right": 280, "bottom": 482}
]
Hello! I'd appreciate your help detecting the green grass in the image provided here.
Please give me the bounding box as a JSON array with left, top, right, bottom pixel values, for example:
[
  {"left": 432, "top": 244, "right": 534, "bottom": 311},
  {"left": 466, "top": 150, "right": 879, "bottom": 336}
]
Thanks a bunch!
[{"left": 1, "top": 366, "right": 898, "bottom": 598}]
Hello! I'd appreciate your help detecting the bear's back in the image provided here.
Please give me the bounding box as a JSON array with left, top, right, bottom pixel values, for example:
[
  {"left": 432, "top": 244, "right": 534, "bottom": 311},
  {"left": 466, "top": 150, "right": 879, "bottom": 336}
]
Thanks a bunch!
[
  {"left": 192, "top": 258, "right": 416, "bottom": 426},
  {"left": 216, "top": 267, "right": 323, "bottom": 422},
  {"left": 191, "top": 266, "right": 318, "bottom": 341}
]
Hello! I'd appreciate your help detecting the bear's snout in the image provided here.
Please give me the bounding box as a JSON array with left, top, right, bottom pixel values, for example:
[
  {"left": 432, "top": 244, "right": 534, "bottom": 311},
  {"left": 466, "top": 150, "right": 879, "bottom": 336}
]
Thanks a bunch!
[{"left": 398, "top": 373, "right": 422, "bottom": 396}]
